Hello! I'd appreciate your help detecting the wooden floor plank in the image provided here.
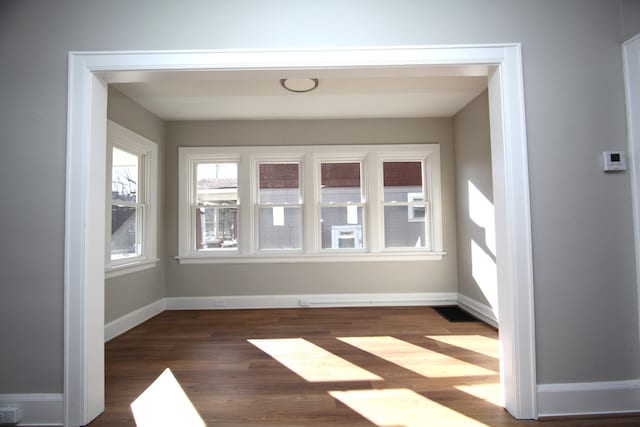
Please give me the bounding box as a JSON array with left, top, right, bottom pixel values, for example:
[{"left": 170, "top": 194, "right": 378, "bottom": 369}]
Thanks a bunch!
[{"left": 84, "top": 307, "right": 640, "bottom": 426}]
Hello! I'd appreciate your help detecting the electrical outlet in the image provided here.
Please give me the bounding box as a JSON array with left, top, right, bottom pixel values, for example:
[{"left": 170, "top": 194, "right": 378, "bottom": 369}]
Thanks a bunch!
[{"left": 0, "top": 406, "right": 22, "bottom": 425}]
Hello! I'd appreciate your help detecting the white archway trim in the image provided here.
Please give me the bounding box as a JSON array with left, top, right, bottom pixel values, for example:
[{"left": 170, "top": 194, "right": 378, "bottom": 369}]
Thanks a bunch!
[
  {"left": 65, "top": 45, "right": 536, "bottom": 426},
  {"left": 623, "top": 34, "right": 640, "bottom": 359}
]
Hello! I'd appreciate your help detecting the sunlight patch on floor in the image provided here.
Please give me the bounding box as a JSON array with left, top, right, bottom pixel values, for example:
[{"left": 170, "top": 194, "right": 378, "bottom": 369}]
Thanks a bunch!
[
  {"left": 130, "top": 368, "right": 205, "bottom": 427},
  {"left": 339, "top": 336, "right": 496, "bottom": 378},
  {"left": 454, "top": 383, "right": 502, "bottom": 407},
  {"left": 330, "top": 388, "right": 489, "bottom": 427},
  {"left": 248, "top": 338, "right": 382, "bottom": 382},
  {"left": 427, "top": 335, "right": 499, "bottom": 359}
]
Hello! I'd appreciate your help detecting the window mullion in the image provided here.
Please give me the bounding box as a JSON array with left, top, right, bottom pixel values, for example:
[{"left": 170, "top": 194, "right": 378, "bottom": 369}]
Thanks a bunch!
[
  {"left": 304, "top": 153, "right": 318, "bottom": 254},
  {"left": 140, "top": 152, "right": 151, "bottom": 260},
  {"left": 426, "top": 150, "right": 443, "bottom": 252},
  {"left": 105, "top": 143, "right": 113, "bottom": 268},
  {"left": 366, "top": 152, "right": 383, "bottom": 252},
  {"left": 239, "top": 153, "right": 252, "bottom": 255},
  {"left": 136, "top": 205, "right": 144, "bottom": 257}
]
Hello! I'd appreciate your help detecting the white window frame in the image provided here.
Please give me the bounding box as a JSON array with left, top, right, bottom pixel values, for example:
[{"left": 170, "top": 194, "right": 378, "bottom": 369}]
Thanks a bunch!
[
  {"left": 178, "top": 144, "right": 443, "bottom": 263},
  {"left": 105, "top": 120, "right": 159, "bottom": 278},
  {"left": 194, "top": 160, "right": 240, "bottom": 253},
  {"left": 378, "top": 153, "right": 436, "bottom": 251},
  {"left": 317, "top": 156, "right": 368, "bottom": 253},
  {"left": 254, "top": 156, "right": 305, "bottom": 253}
]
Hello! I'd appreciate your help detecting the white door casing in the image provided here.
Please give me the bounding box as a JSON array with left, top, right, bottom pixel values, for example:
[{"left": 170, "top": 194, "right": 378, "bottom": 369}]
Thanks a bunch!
[
  {"left": 64, "top": 45, "right": 537, "bottom": 426},
  {"left": 623, "top": 34, "right": 640, "bottom": 354}
]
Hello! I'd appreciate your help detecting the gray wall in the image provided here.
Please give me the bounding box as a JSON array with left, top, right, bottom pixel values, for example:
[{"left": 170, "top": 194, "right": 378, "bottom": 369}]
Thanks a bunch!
[
  {"left": 165, "top": 118, "right": 458, "bottom": 297},
  {"left": 0, "top": 0, "right": 638, "bottom": 394},
  {"left": 453, "top": 91, "right": 494, "bottom": 308},
  {"left": 105, "top": 87, "right": 166, "bottom": 323},
  {"left": 621, "top": 0, "right": 640, "bottom": 41}
]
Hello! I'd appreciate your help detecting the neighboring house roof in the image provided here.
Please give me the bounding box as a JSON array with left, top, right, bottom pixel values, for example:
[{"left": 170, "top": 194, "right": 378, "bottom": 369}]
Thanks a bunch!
[{"left": 197, "top": 162, "right": 421, "bottom": 190}]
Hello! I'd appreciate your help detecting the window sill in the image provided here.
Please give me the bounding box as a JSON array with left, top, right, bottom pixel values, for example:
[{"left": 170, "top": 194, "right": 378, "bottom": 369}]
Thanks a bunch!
[
  {"left": 176, "top": 252, "right": 445, "bottom": 264},
  {"left": 105, "top": 258, "right": 160, "bottom": 279}
]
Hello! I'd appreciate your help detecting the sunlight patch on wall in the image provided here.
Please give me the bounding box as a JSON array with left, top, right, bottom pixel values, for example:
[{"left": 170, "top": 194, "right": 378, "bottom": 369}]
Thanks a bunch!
[
  {"left": 248, "top": 338, "right": 382, "bottom": 382},
  {"left": 468, "top": 180, "right": 495, "bottom": 256},
  {"left": 130, "top": 368, "right": 205, "bottom": 427},
  {"left": 338, "top": 336, "right": 495, "bottom": 378},
  {"left": 330, "top": 388, "right": 489, "bottom": 427},
  {"left": 471, "top": 240, "right": 498, "bottom": 316},
  {"left": 426, "top": 335, "right": 499, "bottom": 359}
]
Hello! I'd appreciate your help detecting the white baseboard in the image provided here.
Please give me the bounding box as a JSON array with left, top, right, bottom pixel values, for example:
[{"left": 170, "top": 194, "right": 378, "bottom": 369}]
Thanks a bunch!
[
  {"left": 104, "top": 299, "right": 165, "bottom": 342},
  {"left": 164, "top": 292, "right": 458, "bottom": 310},
  {"left": 457, "top": 293, "right": 498, "bottom": 328},
  {"left": 106, "top": 293, "right": 498, "bottom": 341},
  {"left": 0, "top": 394, "right": 63, "bottom": 426},
  {"left": 537, "top": 379, "right": 640, "bottom": 417}
]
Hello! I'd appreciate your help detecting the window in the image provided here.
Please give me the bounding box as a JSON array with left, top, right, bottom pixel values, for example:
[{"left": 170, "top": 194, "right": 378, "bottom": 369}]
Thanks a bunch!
[
  {"left": 106, "top": 120, "right": 158, "bottom": 277},
  {"left": 382, "top": 161, "right": 428, "bottom": 249},
  {"left": 320, "top": 162, "right": 365, "bottom": 250},
  {"left": 257, "top": 163, "right": 303, "bottom": 250},
  {"left": 111, "top": 147, "right": 142, "bottom": 259},
  {"left": 178, "top": 145, "right": 442, "bottom": 263},
  {"left": 195, "top": 162, "right": 239, "bottom": 251}
]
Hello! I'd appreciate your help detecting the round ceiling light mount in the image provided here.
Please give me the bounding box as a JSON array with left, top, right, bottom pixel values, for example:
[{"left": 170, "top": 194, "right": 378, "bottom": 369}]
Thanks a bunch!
[{"left": 280, "top": 77, "right": 319, "bottom": 93}]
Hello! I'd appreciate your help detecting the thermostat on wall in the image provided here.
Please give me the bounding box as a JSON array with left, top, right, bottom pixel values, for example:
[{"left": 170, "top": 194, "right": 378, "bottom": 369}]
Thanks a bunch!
[{"left": 603, "top": 151, "right": 626, "bottom": 172}]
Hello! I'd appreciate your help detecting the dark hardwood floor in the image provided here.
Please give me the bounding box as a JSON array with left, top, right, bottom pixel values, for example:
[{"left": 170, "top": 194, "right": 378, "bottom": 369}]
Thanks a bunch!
[{"left": 87, "top": 307, "right": 640, "bottom": 426}]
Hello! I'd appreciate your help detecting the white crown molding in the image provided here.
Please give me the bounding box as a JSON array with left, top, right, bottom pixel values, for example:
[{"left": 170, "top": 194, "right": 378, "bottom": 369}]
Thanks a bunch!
[
  {"left": 538, "top": 380, "right": 640, "bottom": 417},
  {"left": 0, "top": 394, "right": 63, "bottom": 426}
]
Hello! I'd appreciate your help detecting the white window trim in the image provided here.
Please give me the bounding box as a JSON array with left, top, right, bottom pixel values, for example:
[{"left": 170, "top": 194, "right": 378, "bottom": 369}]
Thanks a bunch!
[
  {"left": 105, "top": 120, "right": 159, "bottom": 278},
  {"left": 178, "top": 144, "right": 444, "bottom": 263},
  {"left": 316, "top": 154, "right": 368, "bottom": 254}
]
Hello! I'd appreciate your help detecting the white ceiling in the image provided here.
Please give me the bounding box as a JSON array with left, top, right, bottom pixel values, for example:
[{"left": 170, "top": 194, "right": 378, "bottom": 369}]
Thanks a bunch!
[{"left": 111, "top": 66, "right": 489, "bottom": 121}]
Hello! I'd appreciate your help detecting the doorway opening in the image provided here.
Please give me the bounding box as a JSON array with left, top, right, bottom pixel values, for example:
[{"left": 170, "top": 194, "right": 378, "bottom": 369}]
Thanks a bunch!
[{"left": 65, "top": 46, "right": 536, "bottom": 426}]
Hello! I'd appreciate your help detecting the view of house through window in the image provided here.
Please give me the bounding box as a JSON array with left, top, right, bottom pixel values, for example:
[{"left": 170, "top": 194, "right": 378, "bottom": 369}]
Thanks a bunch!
[
  {"left": 196, "top": 162, "right": 238, "bottom": 250},
  {"left": 383, "top": 161, "right": 428, "bottom": 248},
  {"left": 258, "top": 163, "right": 303, "bottom": 250},
  {"left": 320, "top": 162, "right": 364, "bottom": 249},
  {"left": 111, "top": 147, "right": 141, "bottom": 259}
]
